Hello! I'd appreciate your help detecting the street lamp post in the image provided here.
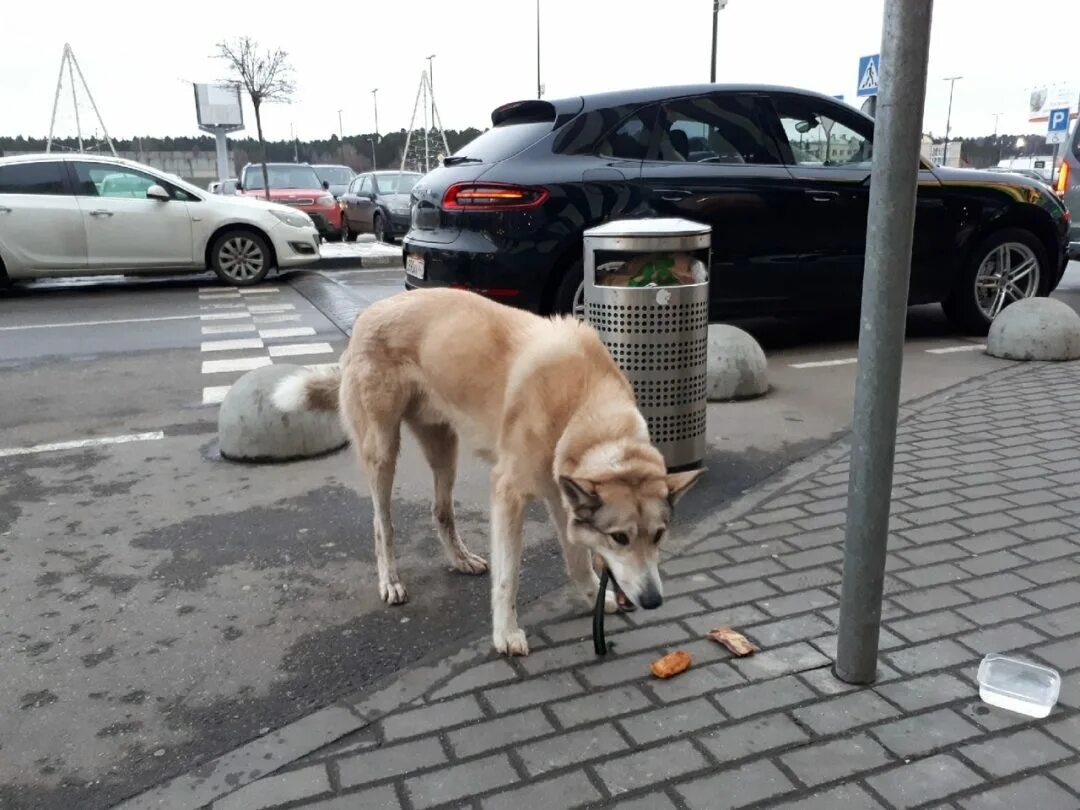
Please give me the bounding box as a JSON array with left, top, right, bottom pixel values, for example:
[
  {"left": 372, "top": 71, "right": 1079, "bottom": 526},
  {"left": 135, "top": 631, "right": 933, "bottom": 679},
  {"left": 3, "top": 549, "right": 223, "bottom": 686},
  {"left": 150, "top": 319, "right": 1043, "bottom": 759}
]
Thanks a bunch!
[
  {"left": 371, "top": 88, "right": 380, "bottom": 141},
  {"left": 992, "top": 112, "right": 1003, "bottom": 165},
  {"left": 366, "top": 137, "right": 377, "bottom": 172},
  {"left": 536, "top": 0, "right": 542, "bottom": 98},
  {"left": 710, "top": 0, "right": 728, "bottom": 83},
  {"left": 942, "top": 75, "right": 962, "bottom": 166}
]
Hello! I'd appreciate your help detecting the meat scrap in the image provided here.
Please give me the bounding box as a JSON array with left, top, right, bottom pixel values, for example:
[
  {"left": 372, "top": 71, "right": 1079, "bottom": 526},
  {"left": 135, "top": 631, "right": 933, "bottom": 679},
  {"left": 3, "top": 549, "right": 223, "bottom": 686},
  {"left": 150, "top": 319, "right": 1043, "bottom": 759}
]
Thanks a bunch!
[
  {"left": 650, "top": 650, "right": 692, "bottom": 679},
  {"left": 706, "top": 626, "right": 757, "bottom": 657}
]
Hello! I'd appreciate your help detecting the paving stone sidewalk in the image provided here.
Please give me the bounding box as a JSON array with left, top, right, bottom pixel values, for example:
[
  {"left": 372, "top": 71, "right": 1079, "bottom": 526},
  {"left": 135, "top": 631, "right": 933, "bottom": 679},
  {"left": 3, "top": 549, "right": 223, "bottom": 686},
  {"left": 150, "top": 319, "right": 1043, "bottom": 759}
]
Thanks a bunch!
[{"left": 121, "top": 362, "right": 1080, "bottom": 810}]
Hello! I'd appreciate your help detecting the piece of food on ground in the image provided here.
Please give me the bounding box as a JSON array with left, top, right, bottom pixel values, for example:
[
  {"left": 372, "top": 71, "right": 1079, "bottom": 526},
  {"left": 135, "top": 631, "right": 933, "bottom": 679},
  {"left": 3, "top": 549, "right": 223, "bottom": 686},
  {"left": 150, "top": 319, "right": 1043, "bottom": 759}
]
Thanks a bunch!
[
  {"left": 650, "top": 650, "right": 692, "bottom": 679},
  {"left": 706, "top": 626, "right": 757, "bottom": 656}
]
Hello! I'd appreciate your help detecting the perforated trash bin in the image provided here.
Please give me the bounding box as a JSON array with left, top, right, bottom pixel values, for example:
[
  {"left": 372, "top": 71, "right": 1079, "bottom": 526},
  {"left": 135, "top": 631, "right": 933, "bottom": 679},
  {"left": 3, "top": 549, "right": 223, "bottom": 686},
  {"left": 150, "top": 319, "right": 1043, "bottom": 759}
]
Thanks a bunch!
[{"left": 583, "top": 218, "right": 711, "bottom": 471}]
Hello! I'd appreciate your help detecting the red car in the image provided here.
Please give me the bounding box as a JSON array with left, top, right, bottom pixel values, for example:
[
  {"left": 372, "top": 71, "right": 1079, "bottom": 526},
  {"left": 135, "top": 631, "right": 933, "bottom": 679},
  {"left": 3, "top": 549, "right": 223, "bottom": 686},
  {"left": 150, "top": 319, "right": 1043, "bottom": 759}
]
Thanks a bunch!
[{"left": 238, "top": 162, "right": 342, "bottom": 239}]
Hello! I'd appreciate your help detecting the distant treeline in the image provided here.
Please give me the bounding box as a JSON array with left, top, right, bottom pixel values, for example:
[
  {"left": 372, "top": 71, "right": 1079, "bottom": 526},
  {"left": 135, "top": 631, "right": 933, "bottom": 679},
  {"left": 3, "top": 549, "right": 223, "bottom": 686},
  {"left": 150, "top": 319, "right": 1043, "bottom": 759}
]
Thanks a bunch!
[{"left": 0, "top": 129, "right": 486, "bottom": 173}]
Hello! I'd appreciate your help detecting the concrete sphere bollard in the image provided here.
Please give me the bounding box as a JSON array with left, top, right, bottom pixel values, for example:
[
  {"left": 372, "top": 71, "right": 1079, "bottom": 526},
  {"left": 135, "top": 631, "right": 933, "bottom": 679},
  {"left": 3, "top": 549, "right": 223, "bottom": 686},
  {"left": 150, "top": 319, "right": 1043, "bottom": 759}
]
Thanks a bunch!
[
  {"left": 218, "top": 364, "right": 347, "bottom": 462},
  {"left": 706, "top": 324, "right": 769, "bottom": 401},
  {"left": 986, "top": 298, "right": 1080, "bottom": 361}
]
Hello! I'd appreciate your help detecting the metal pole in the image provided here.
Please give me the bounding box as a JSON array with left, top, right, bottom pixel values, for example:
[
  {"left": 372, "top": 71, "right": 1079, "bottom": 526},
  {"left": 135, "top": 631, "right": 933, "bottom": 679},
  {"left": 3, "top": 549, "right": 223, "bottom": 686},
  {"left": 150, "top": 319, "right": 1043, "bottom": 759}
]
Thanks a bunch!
[
  {"left": 368, "top": 139, "right": 377, "bottom": 172},
  {"left": 214, "top": 130, "right": 229, "bottom": 182},
  {"left": 68, "top": 46, "right": 116, "bottom": 156},
  {"left": 427, "top": 54, "right": 436, "bottom": 137},
  {"left": 835, "top": 0, "right": 935, "bottom": 686},
  {"left": 47, "top": 45, "right": 68, "bottom": 153},
  {"left": 536, "top": 0, "right": 542, "bottom": 98},
  {"left": 423, "top": 73, "right": 430, "bottom": 173},
  {"left": 992, "top": 112, "right": 1003, "bottom": 166},
  {"left": 710, "top": 0, "right": 719, "bottom": 83},
  {"left": 67, "top": 52, "right": 83, "bottom": 153},
  {"left": 372, "top": 89, "right": 380, "bottom": 141},
  {"left": 942, "top": 75, "right": 962, "bottom": 166},
  {"left": 338, "top": 109, "right": 345, "bottom": 165}
]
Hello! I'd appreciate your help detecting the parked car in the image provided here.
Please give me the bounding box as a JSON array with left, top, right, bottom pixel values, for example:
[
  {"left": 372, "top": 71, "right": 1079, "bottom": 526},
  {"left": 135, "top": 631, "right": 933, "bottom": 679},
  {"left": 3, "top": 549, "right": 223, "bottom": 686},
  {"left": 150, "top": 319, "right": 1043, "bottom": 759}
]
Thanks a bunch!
[
  {"left": 238, "top": 162, "right": 342, "bottom": 240},
  {"left": 1056, "top": 124, "right": 1080, "bottom": 258},
  {"left": 0, "top": 154, "right": 320, "bottom": 286},
  {"left": 340, "top": 170, "right": 421, "bottom": 243},
  {"left": 312, "top": 164, "right": 356, "bottom": 198},
  {"left": 213, "top": 178, "right": 240, "bottom": 196},
  {"left": 403, "top": 84, "right": 1069, "bottom": 334}
]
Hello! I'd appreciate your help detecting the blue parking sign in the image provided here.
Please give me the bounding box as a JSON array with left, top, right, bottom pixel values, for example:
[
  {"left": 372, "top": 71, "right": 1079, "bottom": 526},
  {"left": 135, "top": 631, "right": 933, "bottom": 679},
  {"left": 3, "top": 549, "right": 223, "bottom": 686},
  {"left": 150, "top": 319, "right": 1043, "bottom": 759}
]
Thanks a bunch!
[{"left": 1049, "top": 107, "right": 1069, "bottom": 133}]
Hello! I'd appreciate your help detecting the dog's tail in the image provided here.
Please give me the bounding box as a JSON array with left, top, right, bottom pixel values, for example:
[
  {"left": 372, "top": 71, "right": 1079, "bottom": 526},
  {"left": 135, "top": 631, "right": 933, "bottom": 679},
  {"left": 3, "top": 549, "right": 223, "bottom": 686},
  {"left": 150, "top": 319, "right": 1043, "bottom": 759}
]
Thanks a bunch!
[{"left": 271, "top": 364, "right": 342, "bottom": 413}]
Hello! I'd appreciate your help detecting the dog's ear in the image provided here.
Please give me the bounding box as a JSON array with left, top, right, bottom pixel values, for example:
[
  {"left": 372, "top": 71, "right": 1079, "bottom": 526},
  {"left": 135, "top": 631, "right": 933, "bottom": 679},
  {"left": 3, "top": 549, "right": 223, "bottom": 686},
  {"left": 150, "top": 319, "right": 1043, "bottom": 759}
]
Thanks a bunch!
[
  {"left": 559, "top": 476, "right": 601, "bottom": 519},
  {"left": 666, "top": 468, "right": 706, "bottom": 507}
]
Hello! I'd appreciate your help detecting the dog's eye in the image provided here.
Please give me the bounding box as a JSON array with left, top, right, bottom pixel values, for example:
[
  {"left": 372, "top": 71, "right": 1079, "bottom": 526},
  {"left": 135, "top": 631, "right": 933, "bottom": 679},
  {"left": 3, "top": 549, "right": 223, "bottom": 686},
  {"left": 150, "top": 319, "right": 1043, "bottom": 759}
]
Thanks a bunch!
[
  {"left": 654, "top": 529, "right": 666, "bottom": 544},
  {"left": 610, "top": 532, "right": 630, "bottom": 546}
]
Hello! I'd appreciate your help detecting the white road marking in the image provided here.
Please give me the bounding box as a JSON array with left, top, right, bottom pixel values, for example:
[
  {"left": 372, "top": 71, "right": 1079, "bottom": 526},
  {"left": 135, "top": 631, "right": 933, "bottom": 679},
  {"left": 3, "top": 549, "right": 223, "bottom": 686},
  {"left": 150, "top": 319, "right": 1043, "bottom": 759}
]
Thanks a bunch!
[
  {"left": 202, "top": 356, "right": 273, "bottom": 374},
  {"left": 252, "top": 314, "right": 302, "bottom": 324},
  {"left": 926, "top": 344, "right": 987, "bottom": 354},
  {"left": 259, "top": 326, "right": 317, "bottom": 339},
  {"left": 201, "top": 302, "right": 247, "bottom": 310},
  {"left": 0, "top": 314, "right": 199, "bottom": 332},
  {"left": 238, "top": 287, "right": 280, "bottom": 295},
  {"left": 247, "top": 303, "right": 296, "bottom": 313},
  {"left": 199, "top": 291, "right": 240, "bottom": 299},
  {"left": 790, "top": 358, "right": 858, "bottom": 369},
  {"left": 268, "top": 342, "right": 334, "bottom": 358},
  {"left": 202, "top": 386, "right": 231, "bottom": 405},
  {"left": 201, "top": 312, "right": 252, "bottom": 321},
  {"left": 201, "top": 338, "right": 265, "bottom": 352},
  {"left": 201, "top": 323, "right": 257, "bottom": 335},
  {"left": 0, "top": 430, "right": 165, "bottom": 459}
]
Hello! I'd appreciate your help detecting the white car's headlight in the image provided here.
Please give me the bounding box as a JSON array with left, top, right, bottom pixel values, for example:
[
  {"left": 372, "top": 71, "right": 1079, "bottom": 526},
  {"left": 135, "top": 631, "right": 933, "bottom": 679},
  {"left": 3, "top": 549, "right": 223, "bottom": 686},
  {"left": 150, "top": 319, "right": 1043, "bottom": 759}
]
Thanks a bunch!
[
  {"left": 270, "top": 209, "right": 312, "bottom": 228},
  {"left": 317, "top": 195, "right": 335, "bottom": 206},
  {"left": 390, "top": 205, "right": 411, "bottom": 215}
]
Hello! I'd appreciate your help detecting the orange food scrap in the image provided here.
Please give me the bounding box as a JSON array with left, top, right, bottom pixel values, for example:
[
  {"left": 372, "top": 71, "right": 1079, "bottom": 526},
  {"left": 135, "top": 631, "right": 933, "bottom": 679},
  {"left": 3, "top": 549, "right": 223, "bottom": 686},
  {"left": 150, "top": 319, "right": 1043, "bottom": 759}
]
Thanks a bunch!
[{"left": 650, "top": 650, "right": 692, "bottom": 679}]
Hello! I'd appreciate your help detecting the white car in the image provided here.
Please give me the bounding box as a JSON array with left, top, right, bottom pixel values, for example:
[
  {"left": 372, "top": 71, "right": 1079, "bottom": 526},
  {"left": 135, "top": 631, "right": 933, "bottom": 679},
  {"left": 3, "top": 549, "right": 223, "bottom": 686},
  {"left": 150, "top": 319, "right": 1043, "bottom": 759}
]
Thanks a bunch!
[{"left": 0, "top": 154, "right": 321, "bottom": 286}]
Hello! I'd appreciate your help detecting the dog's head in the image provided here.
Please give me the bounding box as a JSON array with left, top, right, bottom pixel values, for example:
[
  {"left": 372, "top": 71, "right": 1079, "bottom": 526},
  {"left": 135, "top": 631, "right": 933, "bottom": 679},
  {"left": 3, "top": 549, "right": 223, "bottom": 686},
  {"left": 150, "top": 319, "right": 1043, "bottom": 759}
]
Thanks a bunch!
[{"left": 559, "top": 461, "right": 704, "bottom": 610}]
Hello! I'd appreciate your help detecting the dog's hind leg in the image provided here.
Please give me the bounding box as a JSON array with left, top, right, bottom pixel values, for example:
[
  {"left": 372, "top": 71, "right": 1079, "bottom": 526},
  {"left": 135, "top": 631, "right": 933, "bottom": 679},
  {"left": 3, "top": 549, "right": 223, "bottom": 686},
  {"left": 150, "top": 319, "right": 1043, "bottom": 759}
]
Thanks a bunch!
[
  {"left": 359, "top": 419, "right": 407, "bottom": 605},
  {"left": 490, "top": 468, "right": 529, "bottom": 656},
  {"left": 544, "top": 496, "right": 619, "bottom": 614},
  {"left": 407, "top": 419, "right": 488, "bottom": 576}
]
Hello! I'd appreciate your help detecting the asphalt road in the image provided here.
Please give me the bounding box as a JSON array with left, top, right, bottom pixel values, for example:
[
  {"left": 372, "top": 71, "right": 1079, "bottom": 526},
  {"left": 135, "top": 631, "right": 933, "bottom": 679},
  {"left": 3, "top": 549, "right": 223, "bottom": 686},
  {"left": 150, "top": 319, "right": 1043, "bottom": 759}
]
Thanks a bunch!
[{"left": 2, "top": 262, "right": 1078, "bottom": 809}]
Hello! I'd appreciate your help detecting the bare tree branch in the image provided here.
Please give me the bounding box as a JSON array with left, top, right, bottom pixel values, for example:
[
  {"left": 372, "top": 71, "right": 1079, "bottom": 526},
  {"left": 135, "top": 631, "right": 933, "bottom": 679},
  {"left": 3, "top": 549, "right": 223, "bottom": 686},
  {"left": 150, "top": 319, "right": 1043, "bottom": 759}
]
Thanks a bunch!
[{"left": 216, "top": 37, "right": 295, "bottom": 200}]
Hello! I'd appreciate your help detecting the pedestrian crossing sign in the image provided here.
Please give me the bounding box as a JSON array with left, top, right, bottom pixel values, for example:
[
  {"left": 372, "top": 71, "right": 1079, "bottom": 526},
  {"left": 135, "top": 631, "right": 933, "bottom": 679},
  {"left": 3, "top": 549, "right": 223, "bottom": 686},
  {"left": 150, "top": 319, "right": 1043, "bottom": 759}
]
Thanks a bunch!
[{"left": 857, "top": 54, "right": 880, "bottom": 97}]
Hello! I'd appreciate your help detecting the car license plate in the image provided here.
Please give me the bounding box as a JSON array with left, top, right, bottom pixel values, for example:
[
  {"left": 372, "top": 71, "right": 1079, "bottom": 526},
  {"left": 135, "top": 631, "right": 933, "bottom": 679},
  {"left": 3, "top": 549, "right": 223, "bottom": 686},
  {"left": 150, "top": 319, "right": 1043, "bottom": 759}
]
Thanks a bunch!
[{"left": 405, "top": 254, "right": 425, "bottom": 280}]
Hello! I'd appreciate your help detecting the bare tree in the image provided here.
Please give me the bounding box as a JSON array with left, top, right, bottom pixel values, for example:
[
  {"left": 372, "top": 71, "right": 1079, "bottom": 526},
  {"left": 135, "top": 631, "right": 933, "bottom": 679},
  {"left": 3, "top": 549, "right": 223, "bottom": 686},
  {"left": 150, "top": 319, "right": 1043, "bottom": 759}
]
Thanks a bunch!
[{"left": 216, "top": 37, "right": 294, "bottom": 200}]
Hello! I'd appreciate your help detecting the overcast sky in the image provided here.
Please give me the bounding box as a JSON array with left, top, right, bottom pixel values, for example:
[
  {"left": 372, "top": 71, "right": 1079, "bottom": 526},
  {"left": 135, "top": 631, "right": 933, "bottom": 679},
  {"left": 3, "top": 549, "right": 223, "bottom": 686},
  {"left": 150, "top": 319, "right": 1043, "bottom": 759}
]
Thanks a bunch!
[{"left": 4, "top": 0, "right": 1078, "bottom": 143}]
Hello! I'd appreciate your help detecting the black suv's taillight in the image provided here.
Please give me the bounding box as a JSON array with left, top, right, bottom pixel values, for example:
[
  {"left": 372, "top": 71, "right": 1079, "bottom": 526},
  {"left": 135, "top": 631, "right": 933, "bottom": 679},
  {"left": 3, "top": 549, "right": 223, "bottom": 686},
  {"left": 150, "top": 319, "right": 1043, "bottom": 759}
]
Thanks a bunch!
[{"left": 442, "top": 182, "right": 549, "bottom": 211}]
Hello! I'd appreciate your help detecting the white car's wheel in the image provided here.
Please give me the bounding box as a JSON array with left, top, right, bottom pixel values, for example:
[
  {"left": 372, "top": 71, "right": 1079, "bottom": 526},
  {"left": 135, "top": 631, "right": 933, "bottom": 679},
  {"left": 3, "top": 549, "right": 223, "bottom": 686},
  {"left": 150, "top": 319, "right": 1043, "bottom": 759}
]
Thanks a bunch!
[{"left": 210, "top": 230, "right": 273, "bottom": 286}]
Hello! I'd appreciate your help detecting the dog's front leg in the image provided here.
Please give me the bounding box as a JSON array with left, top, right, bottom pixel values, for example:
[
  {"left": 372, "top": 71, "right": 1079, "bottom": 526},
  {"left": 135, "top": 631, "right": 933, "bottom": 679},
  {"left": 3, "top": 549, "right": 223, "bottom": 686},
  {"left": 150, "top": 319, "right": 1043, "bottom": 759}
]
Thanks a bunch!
[{"left": 490, "top": 470, "right": 529, "bottom": 656}]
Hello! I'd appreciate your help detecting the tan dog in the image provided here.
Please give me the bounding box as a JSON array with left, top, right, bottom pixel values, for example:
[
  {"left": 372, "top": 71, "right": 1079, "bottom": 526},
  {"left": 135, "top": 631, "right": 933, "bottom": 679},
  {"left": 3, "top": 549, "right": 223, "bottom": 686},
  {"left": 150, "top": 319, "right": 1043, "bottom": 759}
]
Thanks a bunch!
[{"left": 272, "top": 288, "right": 703, "bottom": 656}]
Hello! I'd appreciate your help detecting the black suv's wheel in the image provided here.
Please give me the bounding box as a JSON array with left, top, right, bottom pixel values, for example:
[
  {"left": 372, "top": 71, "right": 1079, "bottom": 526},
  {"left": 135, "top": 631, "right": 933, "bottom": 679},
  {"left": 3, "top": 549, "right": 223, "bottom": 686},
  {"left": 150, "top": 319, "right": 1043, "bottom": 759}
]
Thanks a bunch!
[
  {"left": 210, "top": 230, "right": 273, "bottom": 286},
  {"left": 943, "top": 228, "right": 1048, "bottom": 334},
  {"left": 552, "top": 258, "right": 585, "bottom": 319},
  {"left": 341, "top": 217, "right": 357, "bottom": 242},
  {"left": 373, "top": 213, "right": 390, "bottom": 244}
]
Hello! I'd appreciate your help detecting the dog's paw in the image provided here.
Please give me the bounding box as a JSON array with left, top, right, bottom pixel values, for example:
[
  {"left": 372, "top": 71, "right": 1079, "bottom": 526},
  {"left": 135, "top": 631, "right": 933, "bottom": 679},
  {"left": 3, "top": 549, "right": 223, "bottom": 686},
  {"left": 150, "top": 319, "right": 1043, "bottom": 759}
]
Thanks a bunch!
[
  {"left": 380, "top": 581, "right": 409, "bottom": 605},
  {"left": 493, "top": 627, "right": 529, "bottom": 657},
  {"left": 604, "top": 591, "right": 621, "bottom": 614},
  {"left": 453, "top": 551, "right": 489, "bottom": 575}
]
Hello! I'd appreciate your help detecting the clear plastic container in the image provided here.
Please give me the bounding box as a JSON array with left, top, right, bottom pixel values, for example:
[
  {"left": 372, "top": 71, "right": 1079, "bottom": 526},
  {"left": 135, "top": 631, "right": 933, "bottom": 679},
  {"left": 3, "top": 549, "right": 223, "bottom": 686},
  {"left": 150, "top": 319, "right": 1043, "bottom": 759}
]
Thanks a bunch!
[{"left": 977, "top": 654, "right": 1060, "bottom": 718}]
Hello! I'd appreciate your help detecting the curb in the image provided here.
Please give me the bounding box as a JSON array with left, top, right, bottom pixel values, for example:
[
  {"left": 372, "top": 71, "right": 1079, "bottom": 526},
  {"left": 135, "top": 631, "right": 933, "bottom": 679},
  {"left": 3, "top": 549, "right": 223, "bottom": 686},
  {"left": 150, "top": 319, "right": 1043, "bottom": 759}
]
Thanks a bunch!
[
  {"left": 112, "top": 362, "right": 1035, "bottom": 810},
  {"left": 308, "top": 253, "right": 402, "bottom": 271}
]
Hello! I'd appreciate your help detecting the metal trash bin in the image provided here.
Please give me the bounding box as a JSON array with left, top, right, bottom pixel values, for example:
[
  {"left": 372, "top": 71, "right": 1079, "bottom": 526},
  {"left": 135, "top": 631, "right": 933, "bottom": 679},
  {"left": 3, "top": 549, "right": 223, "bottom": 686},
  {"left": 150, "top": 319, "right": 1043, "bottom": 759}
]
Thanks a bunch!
[{"left": 583, "top": 218, "right": 711, "bottom": 471}]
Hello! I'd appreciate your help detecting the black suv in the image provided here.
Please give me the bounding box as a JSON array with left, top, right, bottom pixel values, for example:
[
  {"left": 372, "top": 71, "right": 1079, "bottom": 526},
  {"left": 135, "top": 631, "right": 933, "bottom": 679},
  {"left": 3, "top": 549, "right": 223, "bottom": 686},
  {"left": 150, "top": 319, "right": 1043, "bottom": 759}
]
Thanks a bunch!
[{"left": 403, "top": 84, "right": 1069, "bottom": 333}]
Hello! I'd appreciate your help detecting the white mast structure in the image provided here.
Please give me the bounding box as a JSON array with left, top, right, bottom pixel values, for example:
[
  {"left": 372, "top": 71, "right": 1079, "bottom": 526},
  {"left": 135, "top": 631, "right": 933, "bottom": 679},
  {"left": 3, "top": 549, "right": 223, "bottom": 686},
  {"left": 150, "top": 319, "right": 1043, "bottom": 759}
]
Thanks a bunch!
[
  {"left": 46, "top": 43, "right": 117, "bottom": 156},
  {"left": 399, "top": 70, "right": 451, "bottom": 174}
]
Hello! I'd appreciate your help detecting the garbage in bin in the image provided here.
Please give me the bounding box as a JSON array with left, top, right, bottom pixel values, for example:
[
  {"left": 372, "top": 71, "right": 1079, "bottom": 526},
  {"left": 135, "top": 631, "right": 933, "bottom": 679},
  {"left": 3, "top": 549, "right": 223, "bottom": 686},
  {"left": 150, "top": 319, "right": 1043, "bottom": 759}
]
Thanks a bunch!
[{"left": 596, "top": 253, "right": 708, "bottom": 288}]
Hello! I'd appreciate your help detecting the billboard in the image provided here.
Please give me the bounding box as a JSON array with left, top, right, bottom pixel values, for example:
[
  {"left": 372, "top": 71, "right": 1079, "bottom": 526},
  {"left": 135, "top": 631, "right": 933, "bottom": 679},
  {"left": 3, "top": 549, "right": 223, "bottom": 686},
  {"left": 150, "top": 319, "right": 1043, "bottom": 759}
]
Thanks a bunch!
[
  {"left": 194, "top": 83, "right": 244, "bottom": 131},
  {"left": 1028, "top": 84, "right": 1078, "bottom": 123}
]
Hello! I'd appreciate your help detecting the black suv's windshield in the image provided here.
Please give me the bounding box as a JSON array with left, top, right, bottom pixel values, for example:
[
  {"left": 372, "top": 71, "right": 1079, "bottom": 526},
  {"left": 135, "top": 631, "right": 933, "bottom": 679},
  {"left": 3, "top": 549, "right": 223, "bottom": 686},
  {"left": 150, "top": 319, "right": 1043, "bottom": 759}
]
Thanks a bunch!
[{"left": 243, "top": 165, "right": 322, "bottom": 190}]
